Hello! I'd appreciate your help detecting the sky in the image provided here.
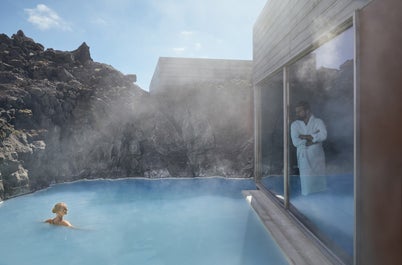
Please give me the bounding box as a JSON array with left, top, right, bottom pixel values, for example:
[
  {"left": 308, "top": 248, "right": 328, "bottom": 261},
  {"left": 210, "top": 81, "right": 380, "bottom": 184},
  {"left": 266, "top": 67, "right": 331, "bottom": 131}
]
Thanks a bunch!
[
  {"left": 314, "top": 26, "right": 354, "bottom": 70},
  {"left": 0, "top": 0, "right": 267, "bottom": 91}
]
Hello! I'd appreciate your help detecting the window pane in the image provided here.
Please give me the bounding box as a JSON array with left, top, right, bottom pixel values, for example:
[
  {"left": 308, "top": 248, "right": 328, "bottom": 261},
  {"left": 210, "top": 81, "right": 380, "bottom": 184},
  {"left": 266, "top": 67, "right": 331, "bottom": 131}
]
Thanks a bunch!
[
  {"left": 260, "top": 71, "right": 284, "bottom": 198},
  {"left": 288, "top": 27, "right": 354, "bottom": 263}
]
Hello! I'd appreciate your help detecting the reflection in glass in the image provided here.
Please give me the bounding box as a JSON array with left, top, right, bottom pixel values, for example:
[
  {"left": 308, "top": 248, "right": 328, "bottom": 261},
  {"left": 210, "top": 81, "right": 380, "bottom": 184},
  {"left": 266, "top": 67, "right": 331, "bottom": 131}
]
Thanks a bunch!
[
  {"left": 260, "top": 71, "right": 284, "bottom": 198},
  {"left": 288, "top": 26, "right": 354, "bottom": 263},
  {"left": 290, "top": 100, "right": 327, "bottom": 195}
]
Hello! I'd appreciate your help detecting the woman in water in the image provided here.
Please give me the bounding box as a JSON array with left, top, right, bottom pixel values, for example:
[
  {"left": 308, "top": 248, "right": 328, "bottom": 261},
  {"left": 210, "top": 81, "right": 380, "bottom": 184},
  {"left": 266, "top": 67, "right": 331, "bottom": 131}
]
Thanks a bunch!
[{"left": 45, "top": 202, "right": 73, "bottom": 227}]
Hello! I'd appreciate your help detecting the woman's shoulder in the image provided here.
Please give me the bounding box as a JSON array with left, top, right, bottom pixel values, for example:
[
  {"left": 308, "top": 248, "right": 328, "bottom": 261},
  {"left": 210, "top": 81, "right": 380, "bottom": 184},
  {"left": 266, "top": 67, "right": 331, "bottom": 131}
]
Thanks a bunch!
[
  {"left": 44, "top": 218, "right": 72, "bottom": 227},
  {"left": 44, "top": 218, "right": 54, "bottom": 224},
  {"left": 61, "top": 220, "right": 73, "bottom": 227}
]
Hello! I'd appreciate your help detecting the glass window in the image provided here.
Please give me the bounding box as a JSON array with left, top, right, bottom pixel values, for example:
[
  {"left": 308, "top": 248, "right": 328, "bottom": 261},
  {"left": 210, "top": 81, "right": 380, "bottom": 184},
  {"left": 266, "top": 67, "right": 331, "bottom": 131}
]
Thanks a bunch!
[
  {"left": 259, "top": 71, "right": 284, "bottom": 199},
  {"left": 287, "top": 26, "right": 354, "bottom": 263}
]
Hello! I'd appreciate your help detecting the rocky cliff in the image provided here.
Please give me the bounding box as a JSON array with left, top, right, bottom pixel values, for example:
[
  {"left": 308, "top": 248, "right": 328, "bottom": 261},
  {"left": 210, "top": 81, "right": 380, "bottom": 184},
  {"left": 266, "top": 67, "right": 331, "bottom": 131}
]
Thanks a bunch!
[{"left": 0, "top": 31, "right": 253, "bottom": 200}]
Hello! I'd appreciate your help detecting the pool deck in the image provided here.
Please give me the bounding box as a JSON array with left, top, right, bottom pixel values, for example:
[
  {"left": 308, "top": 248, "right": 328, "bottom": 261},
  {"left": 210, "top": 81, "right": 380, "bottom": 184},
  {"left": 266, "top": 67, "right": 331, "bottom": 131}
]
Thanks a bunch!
[{"left": 242, "top": 190, "right": 344, "bottom": 265}]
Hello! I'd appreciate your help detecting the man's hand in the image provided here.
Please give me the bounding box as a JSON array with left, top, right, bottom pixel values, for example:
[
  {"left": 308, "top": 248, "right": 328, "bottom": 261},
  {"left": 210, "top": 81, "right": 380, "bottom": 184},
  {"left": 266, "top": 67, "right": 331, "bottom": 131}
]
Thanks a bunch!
[
  {"left": 299, "top": 134, "right": 313, "bottom": 141},
  {"left": 299, "top": 134, "right": 314, "bottom": 146},
  {"left": 305, "top": 140, "right": 314, "bottom": 146}
]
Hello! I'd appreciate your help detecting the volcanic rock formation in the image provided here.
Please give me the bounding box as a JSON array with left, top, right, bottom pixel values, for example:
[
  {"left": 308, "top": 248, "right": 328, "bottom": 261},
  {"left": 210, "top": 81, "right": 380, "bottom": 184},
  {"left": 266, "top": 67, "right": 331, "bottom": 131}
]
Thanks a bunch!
[{"left": 0, "top": 30, "right": 253, "bottom": 200}]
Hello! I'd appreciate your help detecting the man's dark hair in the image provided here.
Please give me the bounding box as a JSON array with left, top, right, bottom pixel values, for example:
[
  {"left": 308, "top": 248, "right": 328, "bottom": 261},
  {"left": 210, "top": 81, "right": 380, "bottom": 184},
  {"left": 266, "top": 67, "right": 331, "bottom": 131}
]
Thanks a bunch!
[{"left": 296, "top": 101, "right": 310, "bottom": 111}]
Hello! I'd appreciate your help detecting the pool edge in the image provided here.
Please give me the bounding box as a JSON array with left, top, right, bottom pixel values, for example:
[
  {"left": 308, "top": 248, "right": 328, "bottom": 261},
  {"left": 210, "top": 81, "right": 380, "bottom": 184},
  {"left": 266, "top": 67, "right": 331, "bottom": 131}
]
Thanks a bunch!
[{"left": 242, "top": 190, "right": 343, "bottom": 265}]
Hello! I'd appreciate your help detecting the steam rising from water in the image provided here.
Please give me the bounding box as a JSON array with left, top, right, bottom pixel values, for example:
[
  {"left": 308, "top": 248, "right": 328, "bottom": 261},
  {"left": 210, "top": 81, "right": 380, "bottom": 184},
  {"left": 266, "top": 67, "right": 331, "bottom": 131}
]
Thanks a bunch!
[{"left": 46, "top": 57, "right": 254, "bottom": 181}]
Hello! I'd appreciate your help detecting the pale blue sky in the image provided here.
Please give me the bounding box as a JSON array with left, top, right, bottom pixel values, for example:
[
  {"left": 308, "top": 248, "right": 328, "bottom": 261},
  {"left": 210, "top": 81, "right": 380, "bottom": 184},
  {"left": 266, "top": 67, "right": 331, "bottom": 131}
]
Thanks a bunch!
[{"left": 1, "top": 0, "right": 267, "bottom": 91}]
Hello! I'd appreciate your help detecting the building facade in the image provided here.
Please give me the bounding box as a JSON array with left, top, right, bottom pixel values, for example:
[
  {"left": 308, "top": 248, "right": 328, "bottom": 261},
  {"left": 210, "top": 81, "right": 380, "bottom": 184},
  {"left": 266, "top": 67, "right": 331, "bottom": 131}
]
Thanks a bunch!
[
  {"left": 150, "top": 57, "right": 252, "bottom": 94},
  {"left": 253, "top": 0, "right": 401, "bottom": 265}
]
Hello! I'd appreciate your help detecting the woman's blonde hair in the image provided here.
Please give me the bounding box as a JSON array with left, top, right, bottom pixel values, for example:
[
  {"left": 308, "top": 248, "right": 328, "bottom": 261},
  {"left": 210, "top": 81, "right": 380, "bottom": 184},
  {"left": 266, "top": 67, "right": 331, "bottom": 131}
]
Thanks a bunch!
[{"left": 52, "top": 202, "right": 67, "bottom": 213}]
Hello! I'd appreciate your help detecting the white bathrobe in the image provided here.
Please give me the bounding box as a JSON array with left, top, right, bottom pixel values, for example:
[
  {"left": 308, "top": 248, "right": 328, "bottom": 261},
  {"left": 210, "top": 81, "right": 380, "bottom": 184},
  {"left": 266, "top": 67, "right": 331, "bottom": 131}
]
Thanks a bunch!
[{"left": 291, "top": 115, "right": 327, "bottom": 195}]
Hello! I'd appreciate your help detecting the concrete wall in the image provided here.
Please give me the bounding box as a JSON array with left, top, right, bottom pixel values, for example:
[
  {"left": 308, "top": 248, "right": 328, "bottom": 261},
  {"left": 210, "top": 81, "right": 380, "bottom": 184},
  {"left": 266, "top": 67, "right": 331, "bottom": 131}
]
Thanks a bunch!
[
  {"left": 150, "top": 57, "right": 252, "bottom": 94},
  {"left": 356, "top": 0, "right": 402, "bottom": 264},
  {"left": 253, "top": 0, "right": 371, "bottom": 85}
]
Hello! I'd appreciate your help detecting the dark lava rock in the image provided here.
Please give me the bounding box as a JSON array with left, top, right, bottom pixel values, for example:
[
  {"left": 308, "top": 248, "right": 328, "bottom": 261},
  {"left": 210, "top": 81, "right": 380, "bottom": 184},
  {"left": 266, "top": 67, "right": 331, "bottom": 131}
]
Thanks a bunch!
[{"left": 0, "top": 30, "right": 254, "bottom": 200}]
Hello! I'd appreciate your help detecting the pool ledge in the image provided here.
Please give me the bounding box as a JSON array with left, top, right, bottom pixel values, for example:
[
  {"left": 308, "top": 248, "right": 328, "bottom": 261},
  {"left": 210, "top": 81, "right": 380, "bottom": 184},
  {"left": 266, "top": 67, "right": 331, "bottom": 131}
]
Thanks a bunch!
[{"left": 242, "top": 190, "right": 343, "bottom": 265}]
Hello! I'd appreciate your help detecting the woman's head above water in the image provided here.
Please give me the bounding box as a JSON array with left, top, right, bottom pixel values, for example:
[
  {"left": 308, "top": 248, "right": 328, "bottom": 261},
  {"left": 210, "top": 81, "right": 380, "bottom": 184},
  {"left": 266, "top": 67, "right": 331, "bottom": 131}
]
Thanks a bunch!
[
  {"left": 45, "top": 202, "right": 73, "bottom": 227},
  {"left": 52, "top": 202, "right": 68, "bottom": 214}
]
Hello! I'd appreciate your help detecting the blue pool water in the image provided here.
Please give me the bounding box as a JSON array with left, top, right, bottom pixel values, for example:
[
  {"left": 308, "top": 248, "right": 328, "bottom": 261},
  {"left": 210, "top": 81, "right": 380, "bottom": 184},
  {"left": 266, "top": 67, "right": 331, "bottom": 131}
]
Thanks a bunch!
[
  {"left": 261, "top": 174, "right": 354, "bottom": 257},
  {"left": 0, "top": 178, "right": 289, "bottom": 265}
]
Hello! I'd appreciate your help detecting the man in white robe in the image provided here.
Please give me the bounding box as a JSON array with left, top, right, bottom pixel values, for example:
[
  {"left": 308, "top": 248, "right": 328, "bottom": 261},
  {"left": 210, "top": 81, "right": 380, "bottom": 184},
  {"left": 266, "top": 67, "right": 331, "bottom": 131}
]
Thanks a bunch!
[{"left": 290, "top": 101, "right": 327, "bottom": 195}]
